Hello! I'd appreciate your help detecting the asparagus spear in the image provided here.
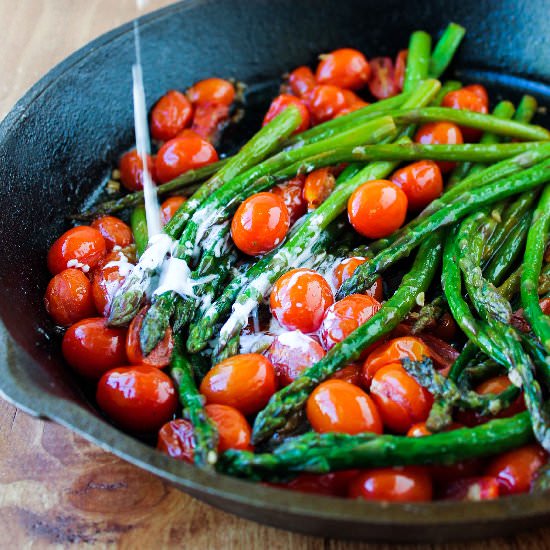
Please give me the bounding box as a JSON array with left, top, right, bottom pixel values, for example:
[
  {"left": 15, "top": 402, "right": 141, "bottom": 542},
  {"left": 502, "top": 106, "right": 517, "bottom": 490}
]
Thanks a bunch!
[
  {"left": 130, "top": 205, "right": 148, "bottom": 257},
  {"left": 428, "top": 23, "right": 466, "bottom": 78},
  {"left": 403, "top": 31, "right": 432, "bottom": 92}
]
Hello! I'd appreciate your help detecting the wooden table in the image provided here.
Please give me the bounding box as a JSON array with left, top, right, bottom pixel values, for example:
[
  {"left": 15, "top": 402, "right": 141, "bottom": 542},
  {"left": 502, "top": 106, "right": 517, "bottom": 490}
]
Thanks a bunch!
[{"left": 1, "top": 1, "right": 549, "bottom": 548}]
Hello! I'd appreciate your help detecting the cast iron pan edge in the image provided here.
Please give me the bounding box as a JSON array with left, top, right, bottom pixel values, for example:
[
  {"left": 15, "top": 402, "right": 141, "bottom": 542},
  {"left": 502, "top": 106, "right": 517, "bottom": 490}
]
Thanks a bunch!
[{"left": 1, "top": 0, "right": 550, "bottom": 542}]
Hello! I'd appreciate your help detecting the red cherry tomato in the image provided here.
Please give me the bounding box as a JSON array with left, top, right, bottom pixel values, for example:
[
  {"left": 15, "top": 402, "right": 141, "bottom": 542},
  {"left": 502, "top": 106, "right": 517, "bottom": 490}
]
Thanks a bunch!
[
  {"left": 44, "top": 268, "right": 97, "bottom": 326},
  {"left": 391, "top": 160, "right": 443, "bottom": 211},
  {"left": 265, "top": 331, "right": 325, "bottom": 386},
  {"left": 118, "top": 149, "right": 156, "bottom": 191},
  {"left": 270, "top": 268, "right": 334, "bottom": 333},
  {"left": 150, "top": 90, "right": 193, "bottom": 141},
  {"left": 288, "top": 66, "right": 317, "bottom": 97},
  {"left": 272, "top": 175, "right": 307, "bottom": 225},
  {"left": 362, "top": 336, "right": 431, "bottom": 389},
  {"left": 414, "top": 122, "right": 464, "bottom": 173},
  {"left": 47, "top": 226, "right": 107, "bottom": 275},
  {"left": 486, "top": 444, "right": 548, "bottom": 496},
  {"left": 332, "top": 257, "right": 383, "bottom": 301},
  {"left": 205, "top": 404, "right": 252, "bottom": 452},
  {"left": 463, "top": 84, "right": 489, "bottom": 108},
  {"left": 200, "top": 353, "right": 277, "bottom": 415},
  {"left": 348, "top": 179, "right": 408, "bottom": 239},
  {"left": 370, "top": 362, "right": 433, "bottom": 433},
  {"left": 231, "top": 192, "right": 290, "bottom": 255},
  {"left": 262, "top": 94, "right": 310, "bottom": 134},
  {"left": 476, "top": 375, "right": 526, "bottom": 419},
  {"left": 97, "top": 365, "right": 177, "bottom": 433},
  {"left": 157, "top": 419, "right": 195, "bottom": 462},
  {"left": 191, "top": 101, "right": 230, "bottom": 145},
  {"left": 316, "top": 48, "right": 370, "bottom": 90},
  {"left": 341, "top": 89, "right": 369, "bottom": 110},
  {"left": 272, "top": 470, "right": 359, "bottom": 497},
  {"left": 91, "top": 260, "right": 130, "bottom": 317},
  {"left": 320, "top": 294, "right": 381, "bottom": 352},
  {"left": 368, "top": 57, "right": 397, "bottom": 99},
  {"left": 91, "top": 216, "right": 133, "bottom": 251},
  {"left": 441, "top": 476, "right": 500, "bottom": 501},
  {"left": 187, "top": 78, "right": 235, "bottom": 106},
  {"left": 330, "top": 363, "right": 363, "bottom": 386},
  {"left": 155, "top": 135, "right": 219, "bottom": 184},
  {"left": 348, "top": 467, "right": 433, "bottom": 502},
  {"left": 62, "top": 317, "right": 127, "bottom": 379},
  {"left": 306, "top": 85, "right": 347, "bottom": 123},
  {"left": 126, "top": 307, "right": 174, "bottom": 368},
  {"left": 160, "top": 196, "right": 187, "bottom": 226},
  {"left": 303, "top": 168, "right": 335, "bottom": 209},
  {"left": 441, "top": 87, "right": 489, "bottom": 142},
  {"left": 306, "top": 379, "right": 382, "bottom": 435},
  {"left": 394, "top": 50, "right": 408, "bottom": 91}
]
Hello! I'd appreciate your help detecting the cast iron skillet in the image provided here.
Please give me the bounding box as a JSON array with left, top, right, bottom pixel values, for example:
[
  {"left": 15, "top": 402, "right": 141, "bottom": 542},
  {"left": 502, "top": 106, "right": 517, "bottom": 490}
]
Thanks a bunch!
[{"left": 1, "top": 0, "right": 550, "bottom": 542}]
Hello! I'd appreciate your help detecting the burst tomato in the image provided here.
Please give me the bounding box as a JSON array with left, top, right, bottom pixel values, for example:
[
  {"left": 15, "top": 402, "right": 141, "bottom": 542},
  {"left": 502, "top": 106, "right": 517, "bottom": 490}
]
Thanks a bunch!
[
  {"left": 303, "top": 168, "right": 335, "bottom": 209},
  {"left": 368, "top": 57, "right": 397, "bottom": 99},
  {"left": 191, "top": 101, "right": 230, "bottom": 145},
  {"left": 272, "top": 175, "right": 307, "bottom": 225},
  {"left": 91, "top": 216, "right": 133, "bottom": 251}
]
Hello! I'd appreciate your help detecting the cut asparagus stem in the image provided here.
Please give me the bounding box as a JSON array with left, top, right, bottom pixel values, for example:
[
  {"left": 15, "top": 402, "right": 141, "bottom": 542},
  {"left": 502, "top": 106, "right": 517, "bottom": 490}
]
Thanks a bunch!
[
  {"left": 130, "top": 205, "right": 148, "bottom": 257},
  {"left": 428, "top": 23, "right": 466, "bottom": 78},
  {"left": 403, "top": 31, "right": 432, "bottom": 92}
]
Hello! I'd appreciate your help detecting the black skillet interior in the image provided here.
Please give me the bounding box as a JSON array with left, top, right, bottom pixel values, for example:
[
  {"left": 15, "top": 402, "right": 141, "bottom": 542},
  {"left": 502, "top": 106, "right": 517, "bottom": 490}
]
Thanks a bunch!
[{"left": 1, "top": 0, "right": 550, "bottom": 542}]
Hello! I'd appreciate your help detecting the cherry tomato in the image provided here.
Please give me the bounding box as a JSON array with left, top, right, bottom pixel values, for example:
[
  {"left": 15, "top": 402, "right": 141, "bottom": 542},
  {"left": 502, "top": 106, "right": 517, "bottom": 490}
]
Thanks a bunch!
[
  {"left": 155, "top": 135, "right": 218, "bottom": 184},
  {"left": 91, "top": 216, "right": 133, "bottom": 251},
  {"left": 307, "top": 379, "right": 382, "bottom": 435},
  {"left": 463, "top": 84, "right": 489, "bottom": 108},
  {"left": 441, "top": 476, "right": 500, "bottom": 501},
  {"left": 330, "top": 363, "right": 363, "bottom": 386},
  {"left": 303, "top": 168, "right": 335, "bottom": 209},
  {"left": 341, "top": 89, "right": 369, "bottom": 110},
  {"left": 332, "top": 257, "right": 383, "bottom": 301},
  {"left": 288, "top": 66, "right": 317, "bottom": 97},
  {"left": 205, "top": 404, "right": 252, "bottom": 452},
  {"left": 200, "top": 353, "right": 277, "bottom": 415},
  {"left": 91, "top": 260, "right": 130, "bottom": 317},
  {"left": 441, "top": 87, "right": 489, "bottom": 142},
  {"left": 126, "top": 307, "right": 174, "bottom": 368},
  {"left": 414, "top": 122, "right": 464, "bottom": 173},
  {"left": 430, "top": 311, "right": 459, "bottom": 341},
  {"left": 97, "top": 365, "right": 177, "bottom": 433},
  {"left": 391, "top": 160, "right": 443, "bottom": 211},
  {"left": 348, "top": 467, "right": 433, "bottom": 502},
  {"left": 320, "top": 294, "right": 382, "bottom": 352},
  {"left": 368, "top": 57, "right": 397, "bottom": 99},
  {"left": 486, "top": 445, "right": 548, "bottom": 496},
  {"left": 118, "top": 149, "right": 156, "bottom": 191},
  {"left": 476, "top": 375, "right": 526, "bottom": 418},
  {"left": 231, "top": 192, "right": 290, "bottom": 255},
  {"left": 272, "top": 470, "right": 359, "bottom": 497},
  {"left": 362, "top": 336, "right": 431, "bottom": 389},
  {"left": 272, "top": 175, "right": 307, "bottom": 225},
  {"left": 150, "top": 90, "right": 193, "bottom": 141},
  {"left": 270, "top": 268, "right": 334, "bottom": 333},
  {"left": 370, "top": 362, "right": 433, "bottom": 433},
  {"left": 348, "top": 179, "right": 408, "bottom": 239},
  {"left": 44, "top": 268, "right": 96, "bottom": 326},
  {"left": 262, "top": 94, "right": 310, "bottom": 134},
  {"left": 47, "top": 226, "right": 107, "bottom": 275},
  {"left": 265, "top": 331, "right": 325, "bottom": 386},
  {"left": 157, "top": 419, "right": 195, "bottom": 462},
  {"left": 62, "top": 317, "right": 127, "bottom": 379},
  {"left": 306, "top": 85, "right": 347, "bottom": 123},
  {"left": 191, "top": 101, "right": 230, "bottom": 145},
  {"left": 394, "top": 49, "right": 408, "bottom": 91},
  {"left": 316, "top": 48, "right": 370, "bottom": 90},
  {"left": 160, "top": 196, "right": 186, "bottom": 226},
  {"left": 187, "top": 78, "right": 235, "bottom": 106}
]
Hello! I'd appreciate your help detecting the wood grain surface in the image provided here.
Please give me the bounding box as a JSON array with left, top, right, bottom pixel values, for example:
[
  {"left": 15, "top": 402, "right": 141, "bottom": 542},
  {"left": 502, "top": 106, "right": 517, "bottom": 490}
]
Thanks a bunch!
[{"left": 1, "top": 1, "right": 550, "bottom": 548}]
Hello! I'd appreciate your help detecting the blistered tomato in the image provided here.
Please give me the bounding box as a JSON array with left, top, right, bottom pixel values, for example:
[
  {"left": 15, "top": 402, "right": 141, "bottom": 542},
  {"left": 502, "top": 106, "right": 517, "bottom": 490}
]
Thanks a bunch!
[
  {"left": 272, "top": 175, "right": 307, "bottom": 225},
  {"left": 303, "top": 168, "right": 335, "bottom": 209},
  {"left": 316, "top": 48, "right": 370, "bottom": 90},
  {"left": 150, "top": 90, "right": 193, "bottom": 141}
]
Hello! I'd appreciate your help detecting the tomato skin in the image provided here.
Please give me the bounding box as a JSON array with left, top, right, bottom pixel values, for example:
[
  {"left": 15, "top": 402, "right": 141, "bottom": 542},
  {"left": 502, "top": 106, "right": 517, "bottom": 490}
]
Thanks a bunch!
[
  {"left": 160, "top": 196, "right": 186, "bottom": 226},
  {"left": 150, "top": 90, "right": 193, "bottom": 141},
  {"left": 265, "top": 331, "right": 325, "bottom": 387},
  {"left": 187, "top": 78, "right": 235, "bottom": 106},
  {"left": 362, "top": 337, "right": 431, "bottom": 389},
  {"left": 155, "top": 135, "right": 219, "bottom": 184},
  {"left": 44, "top": 268, "right": 97, "bottom": 326},
  {"left": 341, "top": 89, "right": 369, "bottom": 110},
  {"left": 205, "top": 404, "right": 252, "bottom": 452},
  {"left": 316, "top": 48, "right": 370, "bottom": 90},
  {"left": 370, "top": 362, "right": 433, "bottom": 433},
  {"left": 97, "top": 365, "right": 177, "bottom": 433},
  {"left": 288, "top": 66, "right": 317, "bottom": 97},
  {"left": 319, "top": 294, "right": 382, "bottom": 352},
  {"left": 47, "top": 226, "right": 107, "bottom": 275},
  {"left": 394, "top": 49, "right": 408, "bottom": 91},
  {"left": 91, "top": 262, "right": 127, "bottom": 317},
  {"left": 270, "top": 268, "right": 334, "bottom": 333},
  {"left": 272, "top": 175, "right": 307, "bottom": 225},
  {"left": 441, "top": 87, "right": 488, "bottom": 142},
  {"left": 330, "top": 363, "right": 363, "bottom": 386},
  {"left": 306, "top": 85, "right": 347, "bottom": 123},
  {"left": 126, "top": 307, "right": 174, "bottom": 368},
  {"left": 263, "top": 94, "right": 310, "bottom": 134},
  {"left": 348, "top": 467, "right": 433, "bottom": 502},
  {"left": 303, "top": 168, "right": 335, "bottom": 210},
  {"left": 391, "top": 160, "right": 443, "bottom": 211},
  {"left": 307, "top": 379, "right": 382, "bottom": 435},
  {"left": 200, "top": 353, "right": 277, "bottom": 416},
  {"left": 348, "top": 179, "right": 408, "bottom": 239},
  {"left": 119, "top": 149, "right": 156, "bottom": 191},
  {"left": 486, "top": 445, "right": 548, "bottom": 496},
  {"left": 368, "top": 57, "right": 397, "bottom": 99},
  {"left": 231, "top": 192, "right": 290, "bottom": 255},
  {"left": 157, "top": 419, "right": 195, "bottom": 462},
  {"left": 414, "top": 122, "right": 464, "bottom": 173},
  {"left": 332, "top": 257, "right": 384, "bottom": 301},
  {"left": 441, "top": 476, "right": 500, "bottom": 501},
  {"left": 62, "top": 317, "right": 127, "bottom": 379},
  {"left": 191, "top": 101, "right": 230, "bottom": 145},
  {"left": 463, "top": 84, "right": 489, "bottom": 108},
  {"left": 272, "top": 470, "right": 359, "bottom": 497},
  {"left": 91, "top": 216, "right": 133, "bottom": 251}
]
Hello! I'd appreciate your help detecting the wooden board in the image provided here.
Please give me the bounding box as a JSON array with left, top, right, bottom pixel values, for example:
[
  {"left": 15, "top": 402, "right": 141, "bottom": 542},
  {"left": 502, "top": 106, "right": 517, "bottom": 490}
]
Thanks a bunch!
[{"left": 1, "top": 1, "right": 550, "bottom": 547}]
